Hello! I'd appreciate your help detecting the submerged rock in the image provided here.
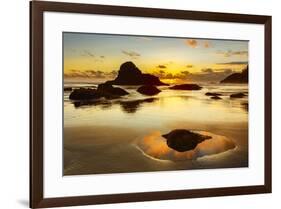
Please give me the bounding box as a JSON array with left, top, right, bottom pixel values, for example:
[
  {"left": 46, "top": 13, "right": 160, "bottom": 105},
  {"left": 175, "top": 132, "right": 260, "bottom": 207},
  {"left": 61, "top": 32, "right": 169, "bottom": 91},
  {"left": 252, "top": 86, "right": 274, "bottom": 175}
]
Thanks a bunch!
[
  {"left": 169, "top": 84, "right": 202, "bottom": 90},
  {"left": 211, "top": 96, "right": 222, "bottom": 100},
  {"left": 205, "top": 92, "right": 222, "bottom": 96},
  {"left": 162, "top": 129, "right": 211, "bottom": 152},
  {"left": 230, "top": 92, "right": 246, "bottom": 98},
  {"left": 137, "top": 85, "right": 161, "bottom": 96},
  {"left": 105, "top": 61, "right": 168, "bottom": 86}
]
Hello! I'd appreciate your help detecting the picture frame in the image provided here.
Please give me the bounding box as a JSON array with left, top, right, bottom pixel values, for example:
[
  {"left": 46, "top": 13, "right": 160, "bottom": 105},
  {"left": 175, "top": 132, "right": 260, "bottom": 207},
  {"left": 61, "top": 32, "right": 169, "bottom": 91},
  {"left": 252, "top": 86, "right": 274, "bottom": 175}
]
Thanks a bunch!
[{"left": 30, "top": 1, "right": 272, "bottom": 208}]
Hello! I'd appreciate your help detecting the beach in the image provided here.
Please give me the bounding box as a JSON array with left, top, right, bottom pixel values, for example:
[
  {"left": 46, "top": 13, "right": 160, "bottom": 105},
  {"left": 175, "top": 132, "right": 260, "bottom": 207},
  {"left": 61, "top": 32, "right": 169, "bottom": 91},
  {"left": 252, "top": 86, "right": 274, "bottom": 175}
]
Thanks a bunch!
[{"left": 64, "top": 84, "right": 248, "bottom": 175}]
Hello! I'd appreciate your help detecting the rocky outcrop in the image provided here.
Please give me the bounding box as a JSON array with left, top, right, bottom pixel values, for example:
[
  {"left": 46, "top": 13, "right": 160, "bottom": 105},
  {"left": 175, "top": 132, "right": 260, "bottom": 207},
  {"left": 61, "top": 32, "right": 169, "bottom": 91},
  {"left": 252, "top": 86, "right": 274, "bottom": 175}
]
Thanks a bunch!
[
  {"left": 69, "top": 84, "right": 129, "bottom": 100},
  {"left": 69, "top": 88, "right": 103, "bottom": 100},
  {"left": 105, "top": 61, "right": 168, "bottom": 86},
  {"left": 64, "top": 87, "right": 72, "bottom": 91},
  {"left": 137, "top": 85, "right": 161, "bottom": 96},
  {"left": 230, "top": 92, "right": 246, "bottom": 98},
  {"left": 162, "top": 129, "right": 211, "bottom": 152},
  {"left": 211, "top": 96, "right": 222, "bottom": 100},
  {"left": 169, "top": 84, "right": 202, "bottom": 90},
  {"left": 221, "top": 66, "right": 248, "bottom": 83},
  {"left": 97, "top": 83, "right": 129, "bottom": 98},
  {"left": 205, "top": 92, "right": 222, "bottom": 96}
]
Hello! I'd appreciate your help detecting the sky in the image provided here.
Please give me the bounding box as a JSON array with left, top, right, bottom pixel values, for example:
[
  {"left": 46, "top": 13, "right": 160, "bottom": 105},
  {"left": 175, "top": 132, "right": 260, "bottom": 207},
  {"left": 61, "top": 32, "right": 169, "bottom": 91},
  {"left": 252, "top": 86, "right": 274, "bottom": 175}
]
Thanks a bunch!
[{"left": 63, "top": 32, "right": 248, "bottom": 84}]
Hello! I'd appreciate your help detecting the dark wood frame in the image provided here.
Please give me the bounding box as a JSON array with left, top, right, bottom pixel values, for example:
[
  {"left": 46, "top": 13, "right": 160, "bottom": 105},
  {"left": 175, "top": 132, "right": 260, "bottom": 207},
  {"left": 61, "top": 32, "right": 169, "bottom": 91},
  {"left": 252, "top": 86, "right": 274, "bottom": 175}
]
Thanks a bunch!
[{"left": 30, "top": 1, "right": 272, "bottom": 208}]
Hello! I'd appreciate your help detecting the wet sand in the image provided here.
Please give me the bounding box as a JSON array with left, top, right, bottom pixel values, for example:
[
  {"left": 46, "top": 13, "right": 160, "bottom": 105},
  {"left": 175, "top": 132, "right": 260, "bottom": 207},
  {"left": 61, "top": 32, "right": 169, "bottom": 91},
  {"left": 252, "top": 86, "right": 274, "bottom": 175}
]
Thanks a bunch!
[
  {"left": 64, "top": 122, "right": 248, "bottom": 175},
  {"left": 64, "top": 84, "right": 248, "bottom": 175}
]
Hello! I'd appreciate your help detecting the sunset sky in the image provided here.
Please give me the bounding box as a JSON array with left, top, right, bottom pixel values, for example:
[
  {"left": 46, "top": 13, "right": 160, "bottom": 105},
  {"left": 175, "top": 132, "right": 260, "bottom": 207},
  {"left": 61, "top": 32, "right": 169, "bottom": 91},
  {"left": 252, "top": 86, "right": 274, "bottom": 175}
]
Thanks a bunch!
[{"left": 64, "top": 32, "right": 248, "bottom": 84}]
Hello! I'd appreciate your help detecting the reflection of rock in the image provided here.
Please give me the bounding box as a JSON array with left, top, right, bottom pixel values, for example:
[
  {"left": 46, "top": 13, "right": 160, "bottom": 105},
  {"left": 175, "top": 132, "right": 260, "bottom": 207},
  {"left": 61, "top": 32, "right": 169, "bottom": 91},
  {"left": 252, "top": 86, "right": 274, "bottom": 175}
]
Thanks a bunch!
[
  {"left": 73, "top": 100, "right": 110, "bottom": 108},
  {"left": 230, "top": 92, "right": 246, "bottom": 98},
  {"left": 221, "top": 65, "right": 248, "bottom": 83},
  {"left": 205, "top": 92, "right": 222, "bottom": 96},
  {"left": 120, "top": 98, "right": 158, "bottom": 113},
  {"left": 105, "top": 61, "right": 168, "bottom": 86},
  {"left": 69, "top": 84, "right": 128, "bottom": 100},
  {"left": 169, "top": 84, "right": 202, "bottom": 90},
  {"left": 64, "top": 87, "right": 72, "bottom": 91},
  {"left": 72, "top": 97, "right": 158, "bottom": 113},
  {"left": 211, "top": 96, "right": 222, "bottom": 100},
  {"left": 162, "top": 129, "right": 211, "bottom": 152},
  {"left": 241, "top": 102, "right": 248, "bottom": 111},
  {"left": 69, "top": 88, "right": 103, "bottom": 100},
  {"left": 137, "top": 85, "right": 161, "bottom": 96}
]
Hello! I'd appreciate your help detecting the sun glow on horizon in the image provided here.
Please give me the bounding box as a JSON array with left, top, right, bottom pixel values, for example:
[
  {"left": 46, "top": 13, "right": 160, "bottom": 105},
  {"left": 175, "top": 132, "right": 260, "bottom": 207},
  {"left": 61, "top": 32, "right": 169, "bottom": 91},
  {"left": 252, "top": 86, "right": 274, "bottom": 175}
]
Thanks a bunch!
[{"left": 64, "top": 33, "right": 248, "bottom": 84}]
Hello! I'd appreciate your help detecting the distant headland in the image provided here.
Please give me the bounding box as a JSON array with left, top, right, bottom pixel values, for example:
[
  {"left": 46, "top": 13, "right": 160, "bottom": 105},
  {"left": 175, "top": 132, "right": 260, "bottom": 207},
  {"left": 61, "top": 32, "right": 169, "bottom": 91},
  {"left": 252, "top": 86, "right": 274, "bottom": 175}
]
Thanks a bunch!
[{"left": 220, "top": 65, "right": 248, "bottom": 83}]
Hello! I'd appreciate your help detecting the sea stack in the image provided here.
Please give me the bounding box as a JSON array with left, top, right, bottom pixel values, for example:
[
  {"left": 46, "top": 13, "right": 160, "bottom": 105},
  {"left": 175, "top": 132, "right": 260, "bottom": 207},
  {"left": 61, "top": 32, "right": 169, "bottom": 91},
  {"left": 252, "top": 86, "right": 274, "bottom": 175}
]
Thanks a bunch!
[{"left": 105, "top": 61, "right": 168, "bottom": 86}]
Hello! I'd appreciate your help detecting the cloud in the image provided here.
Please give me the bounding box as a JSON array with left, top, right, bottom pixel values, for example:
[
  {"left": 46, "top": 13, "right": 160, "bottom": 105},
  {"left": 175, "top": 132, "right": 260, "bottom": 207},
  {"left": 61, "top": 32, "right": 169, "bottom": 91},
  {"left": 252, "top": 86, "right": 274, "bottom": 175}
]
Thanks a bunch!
[
  {"left": 185, "top": 39, "right": 198, "bottom": 48},
  {"left": 216, "top": 61, "right": 248, "bottom": 65},
  {"left": 201, "top": 68, "right": 213, "bottom": 73},
  {"left": 186, "top": 65, "right": 193, "bottom": 68},
  {"left": 181, "top": 71, "right": 191, "bottom": 76},
  {"left": 64, "top": 69, "right": 117, "bottom": 79},
  {"left": 216, "top": 50, "right": 248, "bottom": 57},
  {"left": 100, "top": 55, "right": 105, "bottom": 59},
  {"left": 82, "top": 50, "right": 95, "bottom": 57},
  {"left": 153, "top": 68, "right": 234, "bottom": 82},
  {"left": 122, "top": 50, "right": 141, "bottom": 59},
  {"left": 157, "top": 65, "right": 167, "bottom": 69}
]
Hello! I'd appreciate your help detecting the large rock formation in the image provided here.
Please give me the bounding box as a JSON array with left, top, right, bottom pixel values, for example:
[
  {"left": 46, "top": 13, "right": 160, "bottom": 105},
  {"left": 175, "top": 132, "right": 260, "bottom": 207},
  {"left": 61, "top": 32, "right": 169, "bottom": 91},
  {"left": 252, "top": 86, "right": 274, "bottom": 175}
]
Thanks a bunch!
[
  {"left": 162, "top": 129, "right": 212, "bottom": 152},
  {"left": 220, "top": 65, "right": 248, "bottom": 83},
  {"left": 169, "top": 84, "right": 202, "bottom": 90},
  {"left": 105, "top": 61, "right": 168, "bottom": 86}
]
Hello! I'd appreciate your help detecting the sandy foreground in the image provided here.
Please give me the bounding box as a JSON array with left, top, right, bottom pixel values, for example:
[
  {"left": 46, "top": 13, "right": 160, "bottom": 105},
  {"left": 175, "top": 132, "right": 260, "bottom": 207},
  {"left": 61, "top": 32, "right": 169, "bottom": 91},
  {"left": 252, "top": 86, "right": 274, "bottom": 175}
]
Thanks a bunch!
[{"left": 64, "top": 121, "right": 248, "bottom": 176}]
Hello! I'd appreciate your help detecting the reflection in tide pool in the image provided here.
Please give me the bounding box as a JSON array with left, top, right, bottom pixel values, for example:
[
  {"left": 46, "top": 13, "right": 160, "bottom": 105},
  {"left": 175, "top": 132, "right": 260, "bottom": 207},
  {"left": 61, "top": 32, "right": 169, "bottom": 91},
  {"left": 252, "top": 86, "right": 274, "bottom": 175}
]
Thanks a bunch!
[{"left": 136, "top": 131, "right": 236, "bottom": 161}]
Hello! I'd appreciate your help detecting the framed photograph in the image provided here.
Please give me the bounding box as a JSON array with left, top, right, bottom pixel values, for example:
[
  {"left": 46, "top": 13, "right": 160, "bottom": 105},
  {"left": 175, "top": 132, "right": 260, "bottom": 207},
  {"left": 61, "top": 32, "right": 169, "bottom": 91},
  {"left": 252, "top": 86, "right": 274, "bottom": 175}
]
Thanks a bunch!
[{"left": 30, "top": 1, "right": 272, "bottom": 208}]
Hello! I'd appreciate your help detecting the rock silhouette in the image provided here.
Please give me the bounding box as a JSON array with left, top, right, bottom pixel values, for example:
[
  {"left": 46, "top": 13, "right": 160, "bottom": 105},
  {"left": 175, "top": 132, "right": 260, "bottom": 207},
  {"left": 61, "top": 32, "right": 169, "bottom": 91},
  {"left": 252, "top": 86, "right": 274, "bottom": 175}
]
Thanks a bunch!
[
  {"left": 221, "top": 65, "right": 248, "bottom": 83},
  {"left": 64, "top": 87, "right": 72, "bottom": 91},
  {"left": 205, "top": 92, "right": 222, "bottom": 96},
  {"left": 69, "top": 84, "right": 129, "bottom": 100},
  {"left": 162, "top": 129, "right": 212, "bottom": 152},
  {"left": 211, "top": 96, "right": 222, "bottom": 100},
  {"left": 69, "top": 88, "right": 103, "bottom": 100},
  {"left": 105, "top": 61, "right": 168, "bottom": 86},
  {"left": 230, "top": 92, "right": 246, "bottom": 98},
  {"left": 97, "top": 83, "right": 129, "bottom": 98},
  {"left": 137, "top": 85, "right": 161, "bottom": 96},
  {"left": 169, "top": 84, "right": 202, "bottom": 90}
]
